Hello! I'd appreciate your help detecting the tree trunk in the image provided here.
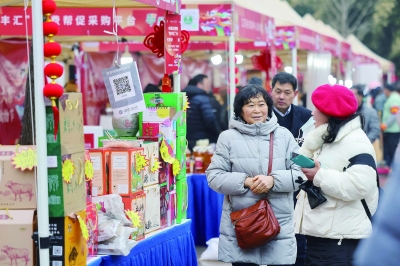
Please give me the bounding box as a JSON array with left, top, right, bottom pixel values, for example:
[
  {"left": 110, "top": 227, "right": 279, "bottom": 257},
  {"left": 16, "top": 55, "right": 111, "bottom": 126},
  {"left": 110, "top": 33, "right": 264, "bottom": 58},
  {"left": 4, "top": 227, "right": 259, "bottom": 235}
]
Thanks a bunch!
[{"left": 20, "top": 43, "right": 36, "bottom": 145}]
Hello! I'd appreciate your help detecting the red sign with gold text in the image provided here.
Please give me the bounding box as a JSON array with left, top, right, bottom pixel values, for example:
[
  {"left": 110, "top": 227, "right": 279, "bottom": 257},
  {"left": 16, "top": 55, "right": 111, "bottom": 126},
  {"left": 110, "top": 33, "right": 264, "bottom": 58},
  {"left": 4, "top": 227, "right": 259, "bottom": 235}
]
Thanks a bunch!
[{"left": 164, "top": 12, "right": 181, "bottom": 74}]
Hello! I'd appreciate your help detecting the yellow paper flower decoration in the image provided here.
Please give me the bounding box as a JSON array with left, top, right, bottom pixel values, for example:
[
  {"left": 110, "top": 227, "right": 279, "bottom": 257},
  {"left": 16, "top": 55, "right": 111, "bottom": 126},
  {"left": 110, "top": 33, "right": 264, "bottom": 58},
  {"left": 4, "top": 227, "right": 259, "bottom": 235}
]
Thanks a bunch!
[
  {"left": 151, "top": 158, "right": 162, "bottom": 174},
  {"left": 85, "top": 159, "right": 94, "bottom": 181},
  {"left": 125, "top": 210, "right": 142, "bottom": 228},
  {"left": 62, "top": 159, "right": 75, "bottom": 183},
  {"left": 135, "top": 153, "right": 149, "bottom": 173},
  {"left": 183, "top": 96, "right": 190, "bottom": 111},
  {"left": 160, "top": 139, "right": 175, "bottom": 164},
  {"left": 172, "top": 159, "right": 181, "bottom": 176},
  {"left": 11, "top": 148, "right": 37, "bottom": 171},
  {"left": 77, "top": 215, "right": 89, "bottom": 241}
]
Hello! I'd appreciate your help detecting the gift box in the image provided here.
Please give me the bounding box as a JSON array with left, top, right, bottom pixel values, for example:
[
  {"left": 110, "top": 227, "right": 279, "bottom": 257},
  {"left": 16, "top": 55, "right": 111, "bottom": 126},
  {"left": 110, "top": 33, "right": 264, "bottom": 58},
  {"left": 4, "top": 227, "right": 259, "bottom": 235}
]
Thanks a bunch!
[
  {"left": 176, "top": 110, "right": 187, "bottom": 137},
  {"left": 144, "top": 184, "right": 161, "bottom": 234},
  {"left": 140, "top": 142, "right": 160, "bottom": 187},
  {"left": 176, "top": 178, "right": 188, "bottom": 224},
  {"left": 0, "top": 146, "right": 37, "bottom": 210},
  {"left": 86, "top": 203, "right": 98, "bottom": 256},
  {"left": 47, "top": 152, "right": 87, "bottom": 217},
  {"left": 88, "top": 149, "right": 109, "bottom": 196},
  {"left": 109, "top": 148, "right": 144, "bottom": 196},
  {"left": 142, "top": 107, "right": 177, "bottom": 123},
  {"left": 122, "top": 191, "right": 146, "bottom": 241},
  {"left": 0, "top": 210, "right": 36, "bottom": 266},
  {"left": 158, "top": 161, "right": 169, "bottom": 184},
  {"left": 167, "top": 190, "right": 176, "bottom": 227},
  {"left": 159, "top": 183, "right": 168, "bottom": 229},
  {"left": 49, "top": 210, "right": 87, "bottom": 266},
  {"left": 97, "top": 137, "right": 138, "bottom": 148},
  {"left": 46, "top": 93, "right": 84, "bottom": 156},
  {"left": 175, "top": 136, "right": 187, "bottom": 177},
  {"left": 142, "top": 122, "right": 160, "bottom": 138},
  {"left": 143, "top": 92, "right": 185, "bottom": 111}
]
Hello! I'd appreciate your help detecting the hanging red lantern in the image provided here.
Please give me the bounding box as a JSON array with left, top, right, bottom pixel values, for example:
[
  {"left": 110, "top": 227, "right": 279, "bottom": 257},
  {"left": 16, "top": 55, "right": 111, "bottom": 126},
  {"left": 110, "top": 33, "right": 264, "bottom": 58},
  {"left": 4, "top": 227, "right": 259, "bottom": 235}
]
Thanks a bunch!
[
  {"left": 235, "top": 67, "right": 239, "bottom": 74},
  {"left": 43, "top": 21, "right": 59, "bottom": 37},
  {"left": 44, "top": 42, "right": 62, "bottom": 59},
  {"left": 42, "top": 0, "right": 56, "bottom": 15},
  {"left": 44, "top": 62, "right": 64, "bottom": 79},
  {"left": 161, "top": 74, "right": 172, "bottom": 93}
]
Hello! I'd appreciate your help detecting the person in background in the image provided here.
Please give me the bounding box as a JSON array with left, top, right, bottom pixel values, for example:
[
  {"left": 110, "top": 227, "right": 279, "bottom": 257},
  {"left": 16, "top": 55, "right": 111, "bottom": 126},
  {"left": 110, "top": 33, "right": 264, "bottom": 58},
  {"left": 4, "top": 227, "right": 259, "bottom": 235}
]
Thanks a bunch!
[
  {"left": 380, "top": 84, "right": 400, "bottom": 167},
  {"left": 183, "top": 74, "right": 221, "bottom": 150},
  {"left": 295, "top": 84, "right": 378, "bottom": 266},
  {"left": 270, "top": 72, "right": 312, "bottom": 266},
  {"left": 354, "top": 146, "right": 400, "bottom": 266},
  {"left": 143, "top": 83, "right": 161, "bottom": 93},
  {"left": 248, "top": 76, "right": 263, "bottom": 86},
  {"left": 369, "top": 81, "right": 386, "bottom": 119},
  {"left": 214, "top": 84, "right": 229, "bottom": 131},
  {"left": 271, "top": 72, "right": 312, "bottom": 145},
  {"left": 206, "top": 84, "right": 304, "bottom": 266},
  {"left": 351, "top": 85, "right": 380, "bottom": 143}
]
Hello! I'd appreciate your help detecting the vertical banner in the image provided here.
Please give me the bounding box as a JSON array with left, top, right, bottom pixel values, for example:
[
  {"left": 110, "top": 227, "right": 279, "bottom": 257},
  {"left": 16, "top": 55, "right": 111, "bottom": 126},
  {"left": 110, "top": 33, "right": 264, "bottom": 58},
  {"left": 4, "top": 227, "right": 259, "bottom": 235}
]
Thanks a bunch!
[
  {"left": 164, "top": 11, "right": 182, "bottom": 74},
  {"left": 0, "top": 40, "right": 28, "bottom": 145}
]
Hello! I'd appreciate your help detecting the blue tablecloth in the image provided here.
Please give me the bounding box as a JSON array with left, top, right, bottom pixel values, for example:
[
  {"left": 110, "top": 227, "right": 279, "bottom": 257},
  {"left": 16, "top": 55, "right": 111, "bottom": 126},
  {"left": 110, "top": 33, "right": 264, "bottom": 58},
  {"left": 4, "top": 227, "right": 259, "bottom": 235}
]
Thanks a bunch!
[
  {"left": 187, "top": 174, "right": 224, "bottom": 246},
  {"left": 99, "top": 219, "right": 197, "bottom": 266}
]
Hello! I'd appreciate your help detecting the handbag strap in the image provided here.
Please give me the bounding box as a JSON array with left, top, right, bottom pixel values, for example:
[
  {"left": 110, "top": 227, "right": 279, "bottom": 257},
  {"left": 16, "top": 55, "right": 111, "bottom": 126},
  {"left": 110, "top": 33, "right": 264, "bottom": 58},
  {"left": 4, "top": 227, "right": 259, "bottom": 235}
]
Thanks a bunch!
[{"left": 268, "top": 132, "right": 274, "bottom": 175}]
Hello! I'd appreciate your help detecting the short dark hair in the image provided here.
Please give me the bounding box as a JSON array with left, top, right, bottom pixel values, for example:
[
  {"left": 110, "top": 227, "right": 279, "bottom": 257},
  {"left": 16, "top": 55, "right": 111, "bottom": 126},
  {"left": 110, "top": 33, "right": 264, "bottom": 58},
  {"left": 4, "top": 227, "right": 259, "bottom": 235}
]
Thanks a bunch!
[
  {"left": 271, "top": 72, "right": 297, "bottom": 91},
  {"left": 323, "top": 114, "right": 364, "bottom": 144},
  {"left": 350, "top": 85, "right": 364, "bottom": 97},
  {"left": 384, "top": 84, "right": 396, "bottom": 92},
  {"left": 158, "top": 74, "right": 174, "bottom": 87},
  {"left": 188, "top": 74, "right": 208, "bottom": 86},
  {"left": 143, "top": 84, "right": 161, "bottom": 93},
  {"left": 233, "top": 84, "right": 273, "bottom": 119}
]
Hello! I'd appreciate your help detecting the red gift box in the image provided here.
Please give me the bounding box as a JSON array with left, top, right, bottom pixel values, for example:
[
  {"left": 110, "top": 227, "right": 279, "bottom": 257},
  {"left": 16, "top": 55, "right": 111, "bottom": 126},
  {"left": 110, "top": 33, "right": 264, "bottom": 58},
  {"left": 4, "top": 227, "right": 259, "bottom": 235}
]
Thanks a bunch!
[
  {"left": 160, "top": 185, "right": 168, "bottom": 229},
  {"left": 142, "top": 122, "right": 160, "bottom": 138}
]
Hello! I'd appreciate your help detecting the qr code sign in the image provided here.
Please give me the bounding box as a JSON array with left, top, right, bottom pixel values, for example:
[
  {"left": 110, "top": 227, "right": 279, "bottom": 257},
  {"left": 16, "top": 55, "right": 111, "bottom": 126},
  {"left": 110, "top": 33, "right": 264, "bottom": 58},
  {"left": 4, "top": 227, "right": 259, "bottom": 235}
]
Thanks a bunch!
[
  {"left": 52, "top": 246, "right": 63, "bottom": 256},
  {"left": 113, "top": 76, "right": 132, "bottom": 95}
]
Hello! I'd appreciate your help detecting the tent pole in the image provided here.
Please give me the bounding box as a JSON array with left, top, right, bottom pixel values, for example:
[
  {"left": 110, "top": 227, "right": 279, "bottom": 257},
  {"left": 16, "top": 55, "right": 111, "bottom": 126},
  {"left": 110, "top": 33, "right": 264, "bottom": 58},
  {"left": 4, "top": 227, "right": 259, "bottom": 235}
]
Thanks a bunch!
[
  {"left": 173, "top": 73, "right": 180, "bottom": 93},
  {"left": 229, "top": 32, "right": 235, "bottom": 119},
  {"left": 32, "top": 0, "right": 50, "bottom": 265},
  {"left": 292, "top": 47, "right": 298, "bottom": 105}
]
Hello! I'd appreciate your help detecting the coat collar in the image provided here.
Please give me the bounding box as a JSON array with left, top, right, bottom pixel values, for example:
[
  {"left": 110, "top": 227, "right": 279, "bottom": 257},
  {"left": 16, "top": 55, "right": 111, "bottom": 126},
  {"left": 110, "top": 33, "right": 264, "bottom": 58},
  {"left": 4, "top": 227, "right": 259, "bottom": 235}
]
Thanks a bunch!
[
  {"left": 334, "top": 116, "right": 362, "bottom": 142},
  {"left": 229, "top": 113, "right": 279, "bottom": 136}
]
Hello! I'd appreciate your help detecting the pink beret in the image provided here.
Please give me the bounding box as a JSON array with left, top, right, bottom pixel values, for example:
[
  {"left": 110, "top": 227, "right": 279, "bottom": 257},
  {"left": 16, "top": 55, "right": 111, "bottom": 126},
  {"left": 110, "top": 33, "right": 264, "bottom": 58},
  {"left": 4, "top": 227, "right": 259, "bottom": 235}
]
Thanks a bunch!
[{"left": 312, "top": 84, "right": 358, "bottom": 118}]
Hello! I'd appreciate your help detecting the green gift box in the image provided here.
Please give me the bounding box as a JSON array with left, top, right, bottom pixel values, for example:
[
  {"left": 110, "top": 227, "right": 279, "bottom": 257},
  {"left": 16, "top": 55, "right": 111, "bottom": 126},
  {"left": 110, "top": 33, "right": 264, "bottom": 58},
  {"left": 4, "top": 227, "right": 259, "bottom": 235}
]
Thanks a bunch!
[
  {"left": 175, "top": 136, "right": 187, "bottom": 178},
  {"left": 175, "top": 111, "right": 186, "bottom": 137},
  {"left": 143, "top": 92, "right": 185, "bottom": 111},
  {"left": 176, "top": 178, "right": 188, "bottom": 224}
]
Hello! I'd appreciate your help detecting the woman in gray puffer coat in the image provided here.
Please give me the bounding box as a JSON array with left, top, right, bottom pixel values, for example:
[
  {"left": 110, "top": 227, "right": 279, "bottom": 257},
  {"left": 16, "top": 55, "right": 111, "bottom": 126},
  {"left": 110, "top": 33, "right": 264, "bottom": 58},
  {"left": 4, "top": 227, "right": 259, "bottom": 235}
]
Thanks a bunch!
[{"left": 206, "top": 84, "right": 304, "bottom": 266}]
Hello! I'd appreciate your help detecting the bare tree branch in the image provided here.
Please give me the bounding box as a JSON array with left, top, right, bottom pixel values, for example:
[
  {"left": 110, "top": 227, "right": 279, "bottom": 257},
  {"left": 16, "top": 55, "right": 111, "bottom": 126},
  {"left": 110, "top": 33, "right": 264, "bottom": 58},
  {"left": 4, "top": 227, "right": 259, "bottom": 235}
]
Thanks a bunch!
[
  {"left": 348, "top": 0, "right": 375, "bottom": 35},
  {"left": 356, "top": 22, "right": 372, "bottom": 39},
  {"left": 331, "top": 0, "right": 343, "bottom": 12}
]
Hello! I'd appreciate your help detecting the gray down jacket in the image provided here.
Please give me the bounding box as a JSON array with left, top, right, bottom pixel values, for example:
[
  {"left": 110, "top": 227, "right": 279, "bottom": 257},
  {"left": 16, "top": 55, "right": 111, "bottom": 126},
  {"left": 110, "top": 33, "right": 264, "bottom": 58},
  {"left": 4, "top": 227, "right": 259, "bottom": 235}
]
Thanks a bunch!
[{"left": 206, "top": 114, "right": 304, "bottom": 265}]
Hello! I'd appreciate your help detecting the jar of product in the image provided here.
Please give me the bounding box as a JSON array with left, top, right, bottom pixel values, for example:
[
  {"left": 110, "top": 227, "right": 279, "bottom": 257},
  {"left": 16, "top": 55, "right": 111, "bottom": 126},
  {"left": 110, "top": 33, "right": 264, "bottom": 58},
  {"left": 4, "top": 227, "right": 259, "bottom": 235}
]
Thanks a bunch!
[{"left": 193, "top": 147, "right": 205, "bottom": 173}]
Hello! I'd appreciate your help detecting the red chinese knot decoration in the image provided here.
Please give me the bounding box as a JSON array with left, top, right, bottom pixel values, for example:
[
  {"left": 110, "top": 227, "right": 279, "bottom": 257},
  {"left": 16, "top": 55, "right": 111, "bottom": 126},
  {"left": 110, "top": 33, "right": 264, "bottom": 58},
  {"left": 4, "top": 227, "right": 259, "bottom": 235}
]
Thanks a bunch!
[{"left": 42, "top": 0, "right": 64, "bottom": 140}]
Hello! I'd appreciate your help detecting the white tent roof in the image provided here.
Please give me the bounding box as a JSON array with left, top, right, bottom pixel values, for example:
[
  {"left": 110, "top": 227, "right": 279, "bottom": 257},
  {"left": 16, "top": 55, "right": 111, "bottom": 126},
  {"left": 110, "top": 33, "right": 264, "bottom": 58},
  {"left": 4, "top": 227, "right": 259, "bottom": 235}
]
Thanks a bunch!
[
  {"left": 347, "top": 34, "right": 392, "bottom": 72},
  {"left": 303, "top": 14, "right": 345, "bottom": 42},
  {"left": 261, "top": 0, "right": 309, "bottom": 28}
]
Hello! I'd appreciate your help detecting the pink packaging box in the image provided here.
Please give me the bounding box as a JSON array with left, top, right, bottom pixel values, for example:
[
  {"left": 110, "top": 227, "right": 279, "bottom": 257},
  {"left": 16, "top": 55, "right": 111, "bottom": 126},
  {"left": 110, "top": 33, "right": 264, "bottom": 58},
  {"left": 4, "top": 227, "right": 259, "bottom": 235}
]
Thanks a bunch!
[
  {"left": 160, "top": 185, "right": 168, "bottom": 229},
  {"left": 86, "top": 202, "right": 98, "bottom": 256},
  {"left": 167, "top": 190, "right": 176, "bottom": 227},
  {"left": 142, "top": 122, "right": 161, "bottom": 138}
]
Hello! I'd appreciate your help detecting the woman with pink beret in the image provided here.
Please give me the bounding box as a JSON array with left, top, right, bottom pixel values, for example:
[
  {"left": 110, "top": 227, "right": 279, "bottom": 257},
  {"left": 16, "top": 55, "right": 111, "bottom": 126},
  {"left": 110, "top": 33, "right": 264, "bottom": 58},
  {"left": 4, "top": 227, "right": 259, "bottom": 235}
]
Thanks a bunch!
[{"left": 294, "top": 84, "right": 379, "bottom": 266}]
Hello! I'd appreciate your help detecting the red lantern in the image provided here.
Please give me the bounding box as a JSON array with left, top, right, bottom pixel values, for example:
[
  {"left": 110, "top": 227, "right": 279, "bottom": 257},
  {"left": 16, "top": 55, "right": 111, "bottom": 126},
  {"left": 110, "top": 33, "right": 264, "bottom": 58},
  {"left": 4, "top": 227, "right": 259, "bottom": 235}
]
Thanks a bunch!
[
  {"left": 161, "top": 74, "right": 172, "bottom": 93},
  {"left": 44, "top": 62, "right": 64, "bottom": 79},
  {"left": 43, "top": 21, "right": 59, "bottom": 37},
  {"left": 235, "top": 67, "right": 239, "bottom": 74},
  {"left": 44, "top": 42, "right": 62, "bottom": 59},
  {"left": 42, "top": 0, "right": 56, "bottom": 15},
  {"left": 43, "top": 83, "right": 64, "bottom": 138},
  {"left": 235, "top": 78, "right": 239, "bottom": 84}
]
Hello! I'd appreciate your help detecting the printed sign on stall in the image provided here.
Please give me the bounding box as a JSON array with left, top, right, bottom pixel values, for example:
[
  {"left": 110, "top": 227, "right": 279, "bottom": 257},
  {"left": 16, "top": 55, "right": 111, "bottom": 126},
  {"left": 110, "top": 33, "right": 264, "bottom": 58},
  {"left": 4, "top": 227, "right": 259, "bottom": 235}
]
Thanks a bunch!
[
  {"left": 164, "top": 12, "right": 182, "bottom": 74},
  {"left": 180, "top": 9, "right": 199, "bottom": 31},
  {"left": 102, "top": 62, "right": 146, "bottom": 118}
]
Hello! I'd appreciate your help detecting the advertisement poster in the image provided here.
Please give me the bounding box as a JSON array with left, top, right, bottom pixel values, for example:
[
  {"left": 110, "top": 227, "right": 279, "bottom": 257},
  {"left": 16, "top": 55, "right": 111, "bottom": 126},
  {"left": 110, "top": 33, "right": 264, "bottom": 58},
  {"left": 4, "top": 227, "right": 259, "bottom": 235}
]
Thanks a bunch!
[
  {"left": 275, "top": 26, "right": 296, "bottom": 50},
  {"left": 180, "top": 9, "right": 199, "bottom": 31},
  {"left": 164, "top": 12, "right": 182, "bottom": 74},
  {"left": 101, "top": 62, "right": 146, "bottom": 118},
  {"left": 235, "top": 5, "right": 274, "bottom": 42}
]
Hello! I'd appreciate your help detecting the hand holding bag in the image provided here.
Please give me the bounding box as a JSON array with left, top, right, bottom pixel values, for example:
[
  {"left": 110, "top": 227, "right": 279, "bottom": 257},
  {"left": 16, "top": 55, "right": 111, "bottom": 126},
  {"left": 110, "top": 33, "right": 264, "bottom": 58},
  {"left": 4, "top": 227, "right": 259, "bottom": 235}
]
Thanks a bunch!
[{"left": 228, "top": 132, "right": 281, "bottom": 249}]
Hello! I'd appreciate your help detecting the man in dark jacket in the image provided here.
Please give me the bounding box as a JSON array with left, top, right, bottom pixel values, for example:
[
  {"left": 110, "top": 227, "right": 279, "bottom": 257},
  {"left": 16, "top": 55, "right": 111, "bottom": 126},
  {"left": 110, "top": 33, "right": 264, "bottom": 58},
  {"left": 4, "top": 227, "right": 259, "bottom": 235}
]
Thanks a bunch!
[
  {"left": 271, "top": 72, "right": 312, "bottom": 266},
  {"left": 183, "top": 74, "right": 221, "bottom": 150}
]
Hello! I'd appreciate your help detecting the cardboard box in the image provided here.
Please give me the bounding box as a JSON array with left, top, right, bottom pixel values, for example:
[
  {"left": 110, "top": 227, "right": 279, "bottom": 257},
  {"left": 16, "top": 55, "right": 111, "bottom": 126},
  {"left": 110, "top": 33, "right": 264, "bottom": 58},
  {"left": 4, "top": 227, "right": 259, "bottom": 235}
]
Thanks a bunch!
[
  {"left": 143, "top": 93, "right": 185, "bottom": 111},
  {"left": 167, "top": 190, "right": 176, "bottom": 227},
  {"left": 158, "top": 161, "right": 169, "bottom": 184},
  {"left": 97, "top": 137, "right": 138, "bottom": 148},
  {"left": 122, "top": 191, "right": 146, "bottom": 241},
  {"left": 0, "top": 146, "right": 36, "bottom": 210},
  {"left": 86, "top": 203, "right": 98, "bottom": 256},
  {"left": 142, "top": 107, "right": 177, "bottom": 123},
  {"left": 109, "top": 148, "right": 144, "bottom": 196},
  {"left": 144, "top": 184, "right": 160, "bottom": 234},
  {"left": 48, "top": 152, "right": 86, "bottom": 217},
  {"left": 0, "top": 210, "right": 36, "bottom": 266},
  {"left": 46, "top": 93, "right": 85, "bottom": 156},
  {"left": 88, "top": 149, "right": 109, "bottom": 196},
  {"left": 160, "top": 183, "right": 168, "bottom": 229},
  {"left": 49, "top": 210, "right": 87, "bottom": 266},
  {"left": 176, "top": 178, "right": 188, "bottom": 224},
  {"left": 140, "top": 142, "right": 159, "bottom": 187}
]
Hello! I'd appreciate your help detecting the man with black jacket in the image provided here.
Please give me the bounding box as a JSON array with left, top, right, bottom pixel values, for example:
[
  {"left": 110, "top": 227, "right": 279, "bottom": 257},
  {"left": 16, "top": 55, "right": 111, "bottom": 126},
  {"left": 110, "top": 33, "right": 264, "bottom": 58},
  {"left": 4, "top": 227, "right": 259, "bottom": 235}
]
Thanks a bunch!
[
  {"left": 271, "top": 72, "right": 312, "bottom": 266},
  {"left": 183, "top": 74, "right": 221, "bottom": 150}
]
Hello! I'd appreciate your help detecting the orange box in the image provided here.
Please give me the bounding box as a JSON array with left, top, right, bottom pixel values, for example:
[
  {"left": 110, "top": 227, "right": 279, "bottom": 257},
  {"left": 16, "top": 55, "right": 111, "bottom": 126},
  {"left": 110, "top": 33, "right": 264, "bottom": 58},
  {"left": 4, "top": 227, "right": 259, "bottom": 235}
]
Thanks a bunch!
[
  {"left": 0, "top": 209, "right": 36, "bottom": 266},
  {"left": 88, "top": 148, "right": 110, "bottom": 196},
  {"left": 109, "top": 148, "right": 144, "bottom": 197},
  {"left": 49, "top": 210, "right": 87, "bottom": 266},
  {"left": 122, "top": 191, "right": 146, "bottom": 241}
]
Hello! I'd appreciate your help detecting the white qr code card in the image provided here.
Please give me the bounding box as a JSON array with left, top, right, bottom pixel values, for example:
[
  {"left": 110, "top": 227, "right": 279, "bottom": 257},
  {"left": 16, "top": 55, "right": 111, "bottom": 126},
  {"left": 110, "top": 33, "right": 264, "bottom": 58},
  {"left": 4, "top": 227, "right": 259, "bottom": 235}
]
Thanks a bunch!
[{"left": 102, "top": 61, "right": 146, "bottom": 118}]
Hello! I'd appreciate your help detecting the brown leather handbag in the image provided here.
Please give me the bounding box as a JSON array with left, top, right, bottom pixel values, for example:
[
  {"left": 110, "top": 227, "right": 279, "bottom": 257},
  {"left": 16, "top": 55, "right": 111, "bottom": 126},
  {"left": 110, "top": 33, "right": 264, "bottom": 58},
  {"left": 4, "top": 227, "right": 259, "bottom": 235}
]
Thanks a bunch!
[{"left": 229, "top": 132, "right": 281, "bottom": 249}]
